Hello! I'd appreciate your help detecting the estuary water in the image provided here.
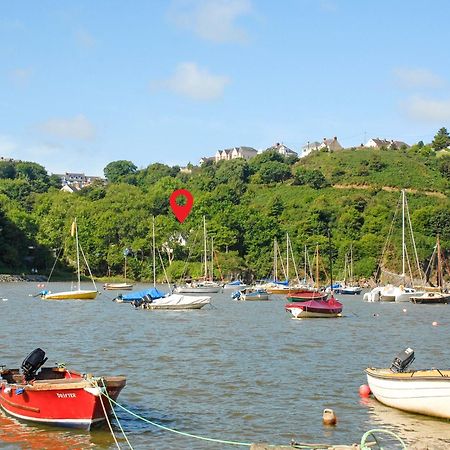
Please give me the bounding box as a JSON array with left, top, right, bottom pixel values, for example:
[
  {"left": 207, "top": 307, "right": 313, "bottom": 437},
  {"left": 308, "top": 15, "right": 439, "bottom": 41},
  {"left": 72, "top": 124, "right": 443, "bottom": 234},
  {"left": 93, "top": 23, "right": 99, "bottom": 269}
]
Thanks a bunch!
[{"left": 1, "top": 282, "right": 450, "bottom": 449}]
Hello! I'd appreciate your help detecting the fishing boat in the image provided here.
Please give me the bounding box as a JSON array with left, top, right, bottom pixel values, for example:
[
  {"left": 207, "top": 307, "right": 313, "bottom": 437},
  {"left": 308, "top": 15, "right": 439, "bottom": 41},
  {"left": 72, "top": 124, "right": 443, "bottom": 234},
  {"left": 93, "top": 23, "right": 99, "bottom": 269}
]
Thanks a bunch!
[
  {"left": 40, "top": 219, "right": 98, "bottom": 300},
  {"left": 366, "top": 347, "right": 450, "bottom": 419},
  {"left": 231, "top": 287, "right": 269, "bottom": 301},
  {"left": 174, "top": 217, "right": 222, "bottom": 294},
  {"left": 0, "top": 348, "right": 126, "bottom": 429}
]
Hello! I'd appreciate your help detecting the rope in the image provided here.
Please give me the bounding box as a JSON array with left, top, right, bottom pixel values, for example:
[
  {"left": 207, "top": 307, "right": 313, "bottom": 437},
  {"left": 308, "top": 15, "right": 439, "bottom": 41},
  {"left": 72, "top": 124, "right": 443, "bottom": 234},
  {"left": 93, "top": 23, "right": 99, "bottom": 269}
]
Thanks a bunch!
[
  {"left": 97, "top": 379, "right": 134, "bottom": 449},
  {"left": 360, "top": 429, "right": 407, "bottom": 449},
  {"left": 94, "top": 379, "right": 121, "bottom": 449},
  {"left": 100, "top": 392, "right": 252, "bottom": 447}
]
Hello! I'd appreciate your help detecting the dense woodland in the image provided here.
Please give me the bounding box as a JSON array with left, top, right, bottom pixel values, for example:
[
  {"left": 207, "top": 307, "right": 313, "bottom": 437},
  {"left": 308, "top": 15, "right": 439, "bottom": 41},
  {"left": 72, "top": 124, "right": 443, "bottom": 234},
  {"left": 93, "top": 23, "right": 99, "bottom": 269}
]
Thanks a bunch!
[{"left": 1, "top": 130, "right": 449, "bottom": 284}]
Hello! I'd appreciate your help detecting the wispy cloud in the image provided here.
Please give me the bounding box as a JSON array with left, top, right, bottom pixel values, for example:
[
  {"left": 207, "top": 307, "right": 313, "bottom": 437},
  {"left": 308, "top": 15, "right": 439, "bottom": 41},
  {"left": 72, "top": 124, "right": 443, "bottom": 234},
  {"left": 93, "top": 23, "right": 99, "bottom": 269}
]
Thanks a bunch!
[
  {"left": 393, "top": 67, "right": 445, "bottom": 89},
  {"left": 9, "top": 67, "right": 33, "bottom": 87},
  {"left": 403, "top": 96, "right": 450, "bottom": 122},
  {"left": 169, "top": 0, "right": 252, "bottom": 43},
  {"left": 153, "top": 62, "right": 230, "bottom": 101},
  {"left": 75, "top": 28, "right": 96, "bottom": 49},
  {"left": 38, "top": 114, "right": 96, "bottom": 140}
]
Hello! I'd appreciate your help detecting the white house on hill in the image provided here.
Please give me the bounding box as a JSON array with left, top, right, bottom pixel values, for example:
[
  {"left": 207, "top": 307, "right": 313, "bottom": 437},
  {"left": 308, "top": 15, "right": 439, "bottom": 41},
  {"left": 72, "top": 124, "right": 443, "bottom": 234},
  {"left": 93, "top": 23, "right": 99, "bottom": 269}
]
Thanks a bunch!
[
  {"left": 301, "top": 141, "right": 321, "bottom": 158},
  {"left": 267, "top": 142, "right": 298, "bottom": 158},
  {"left": 318, "top": 137, "right": 343, "bottom": 151},
  {"left": 365, "top": 138, "right": 409, "bottom": 149},
  {"left": 215, "top": 146, "right": 258, "bottom": 162}
]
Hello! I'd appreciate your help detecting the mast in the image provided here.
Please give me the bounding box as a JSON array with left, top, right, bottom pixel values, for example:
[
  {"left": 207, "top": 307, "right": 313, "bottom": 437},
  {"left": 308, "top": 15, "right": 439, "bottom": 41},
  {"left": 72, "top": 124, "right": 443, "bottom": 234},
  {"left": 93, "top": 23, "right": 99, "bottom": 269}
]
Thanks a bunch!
[
  {"left": 152, "top": 216, "right": 156, "bottom": 287},
  {"left": 210, "top": 236, "right": 214, "bottom": 281},
  {"left": 315, "top": 244, "right": 319, "bottom": 289},
  {"left": 74, "top": 218, "right": 81, "bottom": 291},
  {"left": 350, "top": 244, "right": 353, "bottom": 284},
  {"left": 328, "top": 229, "right": 333, "bottom": 294},
  {"left": 286, "top": 233, "right": 289, "bottom": 282},
  {"left": 274, "top": 238, "right": 278, "bottom": 281},
  {"left": 402, "top": 189, "right": 406, "bottom": 279},
  {"left": 203, "top": 216, "right": 208, "bottom": 280},
  {"left": 437, "top": 235, "right": 442, "bottom": 290},
  {"left": 124, "top": 253, "right": 127, "bottom": 282}
]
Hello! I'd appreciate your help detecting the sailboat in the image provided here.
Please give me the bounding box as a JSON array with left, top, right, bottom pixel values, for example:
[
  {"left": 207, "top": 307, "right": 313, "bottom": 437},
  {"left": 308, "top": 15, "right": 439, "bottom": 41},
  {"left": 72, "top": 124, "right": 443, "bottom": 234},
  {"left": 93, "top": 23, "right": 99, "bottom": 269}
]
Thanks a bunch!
[
  {"left": 285, "top": 232, "right": 343, "bottom": 318},
  {"left": 40, "top": 219, "right": 98, "bottom": 300},
  {"left": 364, "top": 190, "right": 425, "bottom": 302},
  {"left": 337, "top": 245, "right": 362, "bottom": 295},
  {"left": 103, "top": 249, "right": 134, "bottom": 290},
  {"left": 115, "top": 218, "right": 211, "bottom": 309},
  {"left": 174, "top": 217, "right": 221, "bottom": 294},
  {"left": 410, "top": 236, "right": 450, "bottom": 304}
]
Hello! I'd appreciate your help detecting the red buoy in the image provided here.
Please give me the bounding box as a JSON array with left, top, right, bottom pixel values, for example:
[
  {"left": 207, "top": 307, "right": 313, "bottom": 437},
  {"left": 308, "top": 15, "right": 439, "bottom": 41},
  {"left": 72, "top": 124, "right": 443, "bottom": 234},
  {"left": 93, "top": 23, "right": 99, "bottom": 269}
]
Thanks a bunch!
[{"left": 359, "top": 384, "right": 371, "bottom": 398}]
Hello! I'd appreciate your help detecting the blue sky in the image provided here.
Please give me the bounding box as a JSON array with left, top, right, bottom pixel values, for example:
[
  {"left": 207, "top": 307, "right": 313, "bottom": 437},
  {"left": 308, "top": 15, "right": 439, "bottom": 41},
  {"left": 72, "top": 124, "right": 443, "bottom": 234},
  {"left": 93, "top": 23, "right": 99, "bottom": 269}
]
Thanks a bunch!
[{"left": 1, "top": 0, "right": 450, "bottom": 176}]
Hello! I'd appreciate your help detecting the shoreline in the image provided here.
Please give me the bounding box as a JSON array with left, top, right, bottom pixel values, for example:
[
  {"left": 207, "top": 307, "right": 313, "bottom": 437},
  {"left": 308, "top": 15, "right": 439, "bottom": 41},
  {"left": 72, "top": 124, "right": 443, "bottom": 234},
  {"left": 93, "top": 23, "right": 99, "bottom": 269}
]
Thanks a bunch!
[{"left": 0, "top": 274, "right": 48, "bottom": 282}]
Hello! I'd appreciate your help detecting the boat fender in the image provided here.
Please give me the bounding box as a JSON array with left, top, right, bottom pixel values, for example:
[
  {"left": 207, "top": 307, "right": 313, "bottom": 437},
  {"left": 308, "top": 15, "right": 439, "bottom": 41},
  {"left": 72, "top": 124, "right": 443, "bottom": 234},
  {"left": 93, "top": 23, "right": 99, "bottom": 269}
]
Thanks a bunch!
[{"left": 359, "top": 384, "right": 371, "bottom": 398}]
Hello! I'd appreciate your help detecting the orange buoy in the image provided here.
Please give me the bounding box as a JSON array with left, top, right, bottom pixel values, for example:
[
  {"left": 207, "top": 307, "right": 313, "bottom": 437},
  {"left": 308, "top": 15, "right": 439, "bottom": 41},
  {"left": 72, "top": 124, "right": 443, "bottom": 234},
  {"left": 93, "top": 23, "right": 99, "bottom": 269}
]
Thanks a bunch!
[
  {"left": 359, "top": 384, "right": 371, "bottom": 398},
  {"left": 322, "top": 408, "right": 337, "bottom": 426}
]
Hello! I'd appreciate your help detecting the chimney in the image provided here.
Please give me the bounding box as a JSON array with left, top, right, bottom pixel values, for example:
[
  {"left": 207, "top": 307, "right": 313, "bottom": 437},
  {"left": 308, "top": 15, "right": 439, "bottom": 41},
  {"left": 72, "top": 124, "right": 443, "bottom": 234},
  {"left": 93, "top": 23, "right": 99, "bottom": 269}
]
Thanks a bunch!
[
  {"left": 334, "top": 136, "right": 337, "bottom": 141},
  {"left": 323, "top": 137, "right": 327, "bottom": 142}
]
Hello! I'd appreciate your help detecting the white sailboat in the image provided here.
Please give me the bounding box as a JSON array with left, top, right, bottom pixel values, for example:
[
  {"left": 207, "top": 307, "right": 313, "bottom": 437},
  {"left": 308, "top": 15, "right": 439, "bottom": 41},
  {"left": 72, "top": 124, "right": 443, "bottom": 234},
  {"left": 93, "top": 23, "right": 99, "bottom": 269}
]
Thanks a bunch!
[
  {"left": 364, "top": 190, "right": 424, "bottom": 302},
  {"left": 103, "top": 250, "right": 134, "bottom": 290},
  {"left": 338, "top": 245, "right": 362, "bottom": 295},
  {"left": 119, "top": 217, "right": 211, "bottom": 309},
  {"left": 174, "top": 217, "right": 221, "bottom": 294},
  {"left": 41, "top": 219, "right": 98, "bottom": 300}
]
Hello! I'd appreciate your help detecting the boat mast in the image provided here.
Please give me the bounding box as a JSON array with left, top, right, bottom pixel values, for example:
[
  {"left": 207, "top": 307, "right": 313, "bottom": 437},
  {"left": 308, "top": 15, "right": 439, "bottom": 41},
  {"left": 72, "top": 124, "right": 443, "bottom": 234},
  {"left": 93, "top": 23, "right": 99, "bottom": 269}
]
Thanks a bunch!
[
  {"left": 350, "top": 244, "right": 353, "bottom": 284},
  {"left": 328, "top": 229, "right": 333, "bottom": 294},
  {"left": 286, "top": 233, "right": 289, "bottom": 282},
  {"left": 437, "top": 235, "right": 442, "bottom": 290},
  {"left": 152, "top": 216, "right": 156, "bottom": 287},
  {"left": 124, "top": 253, "right": 127, "bottom": 282},
  {"left": 402, "top": 189, "right": 406, "bottom": 280},
  {"left": 74, "top": 218, "right": 81, "bottom": 291},
  {"left": 274, "top": 238, "right": 278, "bottom": 281},
  {"left": 203, "top": 216, "right": 208, "bottom": 280},
  {"left": 210, "top": 236, "right": 214, "bottom": 281},
  {"left": 315, "top": 244, "right": 319, "bottom": 289}
]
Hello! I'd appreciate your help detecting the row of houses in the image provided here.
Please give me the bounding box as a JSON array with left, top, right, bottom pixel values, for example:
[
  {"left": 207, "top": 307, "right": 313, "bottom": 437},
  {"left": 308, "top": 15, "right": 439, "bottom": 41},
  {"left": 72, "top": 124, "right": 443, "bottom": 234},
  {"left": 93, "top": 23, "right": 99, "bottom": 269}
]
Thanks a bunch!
[{"left": 199, "top": 136, "right": 410, "bottom": 165}]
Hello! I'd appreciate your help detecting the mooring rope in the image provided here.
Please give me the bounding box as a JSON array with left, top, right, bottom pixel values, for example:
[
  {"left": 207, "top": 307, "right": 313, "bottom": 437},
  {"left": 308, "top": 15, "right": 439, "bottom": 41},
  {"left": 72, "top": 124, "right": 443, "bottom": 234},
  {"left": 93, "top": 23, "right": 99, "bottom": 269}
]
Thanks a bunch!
[
  {"left": 100, "top": 391, "right": 252, "bottom": 447},
  {"left": 98, "top": 389, "right": 407, "bottom": 449}
]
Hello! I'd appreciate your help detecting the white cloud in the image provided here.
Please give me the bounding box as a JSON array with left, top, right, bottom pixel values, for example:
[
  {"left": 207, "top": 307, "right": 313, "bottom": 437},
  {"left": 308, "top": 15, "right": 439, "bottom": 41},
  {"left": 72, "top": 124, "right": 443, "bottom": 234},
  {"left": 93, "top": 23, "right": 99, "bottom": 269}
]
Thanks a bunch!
[
  {"left": 403, "top": 96, "right": 450, "bottom": 122},
  {"left": 75, "top": 28, "right": 96, "bottom": 48},
  {"left": 154, "top": 62, "right": 230, "bottom": 101},
  {"left": 38, "top": 114, "right": 96, "bottom": 140},
  {"left": 393, "top": 67, "right": 444, "bottom": 89},
  {"left": 169, "top": 0, "right": 252, "bottom": 43}
]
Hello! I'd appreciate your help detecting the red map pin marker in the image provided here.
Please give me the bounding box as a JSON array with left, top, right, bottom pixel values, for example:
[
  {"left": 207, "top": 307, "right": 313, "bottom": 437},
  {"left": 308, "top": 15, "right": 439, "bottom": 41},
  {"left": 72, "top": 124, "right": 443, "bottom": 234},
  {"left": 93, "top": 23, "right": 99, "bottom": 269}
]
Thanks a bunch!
[{"left": 170, "top": 189, "right": 194, "bottom": 223}]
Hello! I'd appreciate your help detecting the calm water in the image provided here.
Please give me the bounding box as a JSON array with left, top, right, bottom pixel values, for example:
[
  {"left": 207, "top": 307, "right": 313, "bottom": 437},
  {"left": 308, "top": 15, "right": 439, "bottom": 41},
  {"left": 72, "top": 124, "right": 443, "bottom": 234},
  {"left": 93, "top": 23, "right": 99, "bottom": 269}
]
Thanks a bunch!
[{"left": 1, "top": 282, "right": 450, "bottom": 449}]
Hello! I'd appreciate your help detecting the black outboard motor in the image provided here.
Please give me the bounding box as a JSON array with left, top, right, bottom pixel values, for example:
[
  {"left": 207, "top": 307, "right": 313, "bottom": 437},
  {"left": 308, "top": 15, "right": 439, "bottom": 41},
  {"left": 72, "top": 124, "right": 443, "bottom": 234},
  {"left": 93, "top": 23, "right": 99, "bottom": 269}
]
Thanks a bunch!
[
  {"left": 390, "top": 347, "right": 415, "bottom": 373},
  {"left": 21, "top": 348, "right": 48, "bottom": 381}
]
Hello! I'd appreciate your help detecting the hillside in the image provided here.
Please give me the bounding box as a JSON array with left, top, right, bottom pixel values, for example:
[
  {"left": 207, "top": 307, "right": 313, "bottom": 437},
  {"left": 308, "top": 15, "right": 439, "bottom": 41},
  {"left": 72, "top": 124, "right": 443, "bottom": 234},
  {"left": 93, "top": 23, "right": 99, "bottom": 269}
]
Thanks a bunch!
[{"left": 0, "top": 148, "right": 449, "bottom": 282}]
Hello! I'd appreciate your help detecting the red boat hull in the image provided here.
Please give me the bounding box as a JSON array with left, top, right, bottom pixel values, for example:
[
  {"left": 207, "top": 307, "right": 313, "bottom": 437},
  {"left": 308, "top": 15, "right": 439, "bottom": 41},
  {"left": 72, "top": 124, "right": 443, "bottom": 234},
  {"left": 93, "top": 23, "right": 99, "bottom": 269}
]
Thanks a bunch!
[
  {"left": 286, "top": 290, "right": 328, "bottom": 301},
  {"left": 0, "top": 370, "right": 126, "bottom": 430}
]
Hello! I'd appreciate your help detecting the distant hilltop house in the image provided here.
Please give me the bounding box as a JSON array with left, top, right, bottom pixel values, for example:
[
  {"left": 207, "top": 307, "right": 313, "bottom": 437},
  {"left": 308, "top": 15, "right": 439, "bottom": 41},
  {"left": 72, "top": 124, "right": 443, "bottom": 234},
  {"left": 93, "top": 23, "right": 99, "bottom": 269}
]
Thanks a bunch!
[
  {"left": 365, "top": 138, "right": 410, "bottom": 149},
  {"left": 199, "top": 146, "right": 258, "bottom": 165},
  {"left": 0, "top": 156, "right": 18, "bottom": 163},
  {"left": 266, "top": 142, "right": 298, "bottom": 158},
  {"left": 57, "top": 172, "right": 105, "bottom": 193},
  {"left": 301, "top": 141, "right": 321, "bottom": 158},
  {"left": 318, "top": 137, "right": 343, "bottom": 152}
]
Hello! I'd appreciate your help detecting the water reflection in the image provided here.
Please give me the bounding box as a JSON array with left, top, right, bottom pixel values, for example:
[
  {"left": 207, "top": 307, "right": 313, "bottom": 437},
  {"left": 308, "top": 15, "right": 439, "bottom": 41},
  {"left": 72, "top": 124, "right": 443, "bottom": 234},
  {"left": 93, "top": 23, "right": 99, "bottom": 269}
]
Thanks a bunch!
[{"left": 363, "top": 397, "right": 450, "bottom": 448}]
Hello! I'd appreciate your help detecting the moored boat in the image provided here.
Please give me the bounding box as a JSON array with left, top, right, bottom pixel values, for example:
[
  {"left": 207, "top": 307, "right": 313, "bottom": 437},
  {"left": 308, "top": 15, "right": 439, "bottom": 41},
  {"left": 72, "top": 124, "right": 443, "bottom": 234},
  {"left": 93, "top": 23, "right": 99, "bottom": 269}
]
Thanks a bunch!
[
  {"left": 132, "top": 293, "right": 210, "bottom": 310},
  {"left": 103, "top": 282, "right": 134, "bottom": 291},
  {"left": 285, "top": 296, "right": 343, "bottom": 318},
  {"left": 223, "top": 280, "right": 248, "bottom": 290},
  {"left": 410, "top": 291, "right": 450, "bottom": 304},
  {"left": 338, "top": 285, "right": 362, "bottom": 295},
  {"left": 286, "top": 290, "right": 327, "bottom": 302},
  {"left": 366, "top": 348, "right": 450, "bottom": 419},
  {"left": 231, "top": 288, "right": 269, "bottom": 301},
  {"left": 0, "top": 348, "right": 126, "bottom": 429}
]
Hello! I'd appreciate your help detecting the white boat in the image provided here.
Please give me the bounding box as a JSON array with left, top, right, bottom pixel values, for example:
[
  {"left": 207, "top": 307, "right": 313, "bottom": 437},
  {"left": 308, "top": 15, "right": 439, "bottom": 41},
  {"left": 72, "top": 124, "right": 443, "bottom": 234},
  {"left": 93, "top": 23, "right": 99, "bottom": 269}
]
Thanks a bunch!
[
  {"left": 103, "top": 282, "right": 134, "bottom": 291},
  {"left": 231, "top": 288, "right": 269, "bottom": 301},
  {"left": 380, "top": 284, "right": 424, "bottom": 302},
  {"left": 366, "top": 348, "right": 450, "bottom": 419},
  {"left": 40, "top": 219, "right": 98, "bottom": 300},
  {"left": 133, "top": 293, "right": 210, "bottom": 310},
  {"left": 223, "top": 280, "right": 248, "bottom": 290}
]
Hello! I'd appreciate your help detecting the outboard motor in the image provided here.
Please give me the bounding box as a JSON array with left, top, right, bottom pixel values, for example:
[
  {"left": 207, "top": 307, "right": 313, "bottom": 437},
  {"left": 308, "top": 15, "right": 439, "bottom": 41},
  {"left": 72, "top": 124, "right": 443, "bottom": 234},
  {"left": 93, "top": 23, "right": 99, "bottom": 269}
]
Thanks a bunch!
[
  {"left": 390, "top": 347, "right": 415, "bottom": 373},
  {"left": 21, "top": 348, "right": 48, "bottom": 381}
]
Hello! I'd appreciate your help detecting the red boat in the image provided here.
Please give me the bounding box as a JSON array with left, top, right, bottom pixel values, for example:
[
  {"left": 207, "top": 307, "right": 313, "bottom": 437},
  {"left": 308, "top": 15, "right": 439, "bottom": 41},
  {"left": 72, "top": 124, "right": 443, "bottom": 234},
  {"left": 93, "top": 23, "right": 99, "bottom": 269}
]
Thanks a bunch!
[
  {"left": 0, "top": 349, "right": 126, "bottom": 430},
  {"left": 285, "top": 296, "right": 343, "bottom": 318},
  {"left": 286, "top": 290, "right": 328, "bottom": 302}
]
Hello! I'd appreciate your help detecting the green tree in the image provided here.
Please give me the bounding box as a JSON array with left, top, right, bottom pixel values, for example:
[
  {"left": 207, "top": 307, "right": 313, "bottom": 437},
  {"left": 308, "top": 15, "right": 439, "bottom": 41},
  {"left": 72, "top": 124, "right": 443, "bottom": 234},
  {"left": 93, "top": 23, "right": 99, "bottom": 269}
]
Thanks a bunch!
[
  {"left": 431, "top": 127, "right": 450, "bottom": 151},
  {"left": 293, "top": 167, "right": 329, "bottom": 189},
  {"left": 257, "top": 161, "right": 291, "bottom": 183},
  {"left": 104, "top": 160, "right": 137, "bottom": 183},
  {"left": 0, "top": 162, "right": 16, "bottom": 179}
]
